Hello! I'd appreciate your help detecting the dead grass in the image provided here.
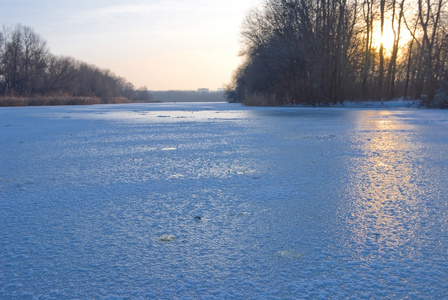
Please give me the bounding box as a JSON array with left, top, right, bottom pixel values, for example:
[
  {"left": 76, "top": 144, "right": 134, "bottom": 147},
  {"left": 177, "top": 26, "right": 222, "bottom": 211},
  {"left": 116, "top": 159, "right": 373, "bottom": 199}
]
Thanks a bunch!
[{"left": 0, "top": 96, "right": 132, "bottom": 107}]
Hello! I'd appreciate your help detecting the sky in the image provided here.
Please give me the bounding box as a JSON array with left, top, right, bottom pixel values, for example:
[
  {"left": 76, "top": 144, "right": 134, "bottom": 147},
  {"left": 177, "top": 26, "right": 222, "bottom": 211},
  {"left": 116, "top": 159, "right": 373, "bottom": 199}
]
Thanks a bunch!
[{"left": 0, "top": 0, "right": 261, "bottom": 91}]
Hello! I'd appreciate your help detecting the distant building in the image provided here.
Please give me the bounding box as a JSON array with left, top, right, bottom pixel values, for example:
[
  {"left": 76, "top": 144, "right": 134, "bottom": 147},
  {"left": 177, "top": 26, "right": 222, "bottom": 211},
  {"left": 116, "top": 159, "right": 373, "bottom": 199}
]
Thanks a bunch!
[
  {"left": 216, "top": 88, "right": 225, "bottom": 92},
  {"left": 198, "top": 88, "right": 209, "bottom": 93}
]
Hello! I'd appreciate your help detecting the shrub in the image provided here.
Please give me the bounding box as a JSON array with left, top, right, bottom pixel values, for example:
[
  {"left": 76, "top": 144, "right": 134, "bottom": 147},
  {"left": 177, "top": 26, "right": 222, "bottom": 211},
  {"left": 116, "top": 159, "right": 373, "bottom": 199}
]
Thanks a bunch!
[
  {"left": 102, "top": 97, "right": 131, "bottom": 104},
  {"left": 0, "top": 97, "right": 29, "bottom": 106},
  {"left": 0, "top": 96, "right": 120, "bottom": 107},
  {"left": 433, "top": 87, "right": 448, "bottom": 108}
]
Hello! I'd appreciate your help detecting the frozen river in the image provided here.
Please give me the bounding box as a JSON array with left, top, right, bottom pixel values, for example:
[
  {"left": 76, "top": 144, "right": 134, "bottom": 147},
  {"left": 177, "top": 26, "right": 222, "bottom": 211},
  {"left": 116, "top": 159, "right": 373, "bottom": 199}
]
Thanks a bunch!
[{"left": 1, "top": 102, "right": 447, "bottom": 299}]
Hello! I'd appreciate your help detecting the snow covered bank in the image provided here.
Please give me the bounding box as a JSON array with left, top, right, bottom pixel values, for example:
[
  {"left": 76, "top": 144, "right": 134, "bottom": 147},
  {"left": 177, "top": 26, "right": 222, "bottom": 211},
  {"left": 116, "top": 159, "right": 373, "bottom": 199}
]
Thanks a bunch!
[
  {"left": 1, "top": 103, "right": 447, "bottom": 298},
  {"left": 341, "top": 99, "right": 422, "bottom": 108}
]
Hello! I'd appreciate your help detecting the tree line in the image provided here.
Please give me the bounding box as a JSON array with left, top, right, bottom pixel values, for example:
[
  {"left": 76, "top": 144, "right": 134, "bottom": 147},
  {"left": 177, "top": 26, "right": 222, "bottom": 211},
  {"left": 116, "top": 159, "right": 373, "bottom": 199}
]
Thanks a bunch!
[
  {"left": 0, "top": 24, "right": 151, "bottom": 105},
  {"left": 227, "top": 0, "right": 448, "bottom": 107}
]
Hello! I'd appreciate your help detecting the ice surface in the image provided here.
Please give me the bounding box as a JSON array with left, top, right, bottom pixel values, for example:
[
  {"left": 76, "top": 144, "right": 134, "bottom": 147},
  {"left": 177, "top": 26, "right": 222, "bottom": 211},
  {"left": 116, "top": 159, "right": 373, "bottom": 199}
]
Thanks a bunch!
[{"left": 1, "top": 102, "right": 447, "bottom": 299}]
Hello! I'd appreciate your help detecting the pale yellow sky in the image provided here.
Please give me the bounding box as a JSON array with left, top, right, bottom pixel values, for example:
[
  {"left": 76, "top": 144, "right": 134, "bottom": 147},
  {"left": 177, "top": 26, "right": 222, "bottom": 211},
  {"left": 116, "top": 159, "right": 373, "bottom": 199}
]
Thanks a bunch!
[{"left": 0, "top": 0, "right": 261, "bottom": 90}]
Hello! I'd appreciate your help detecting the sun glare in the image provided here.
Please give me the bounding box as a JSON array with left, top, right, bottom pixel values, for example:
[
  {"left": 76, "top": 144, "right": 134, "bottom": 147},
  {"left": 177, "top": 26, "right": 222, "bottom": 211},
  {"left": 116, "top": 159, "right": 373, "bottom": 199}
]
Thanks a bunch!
[{"left": 372, "top": 24, "right": 397, "bottom": 53}]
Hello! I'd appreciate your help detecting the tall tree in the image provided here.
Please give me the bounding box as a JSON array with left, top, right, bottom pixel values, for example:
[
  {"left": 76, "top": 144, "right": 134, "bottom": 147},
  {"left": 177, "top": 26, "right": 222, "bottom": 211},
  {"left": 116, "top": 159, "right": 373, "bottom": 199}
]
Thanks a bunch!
[
  {"left": 229, "top": 0, "right": 447, "bottom": 106},
  {"left": 0, "top": 24, "right": 139, "bottom": 101}
]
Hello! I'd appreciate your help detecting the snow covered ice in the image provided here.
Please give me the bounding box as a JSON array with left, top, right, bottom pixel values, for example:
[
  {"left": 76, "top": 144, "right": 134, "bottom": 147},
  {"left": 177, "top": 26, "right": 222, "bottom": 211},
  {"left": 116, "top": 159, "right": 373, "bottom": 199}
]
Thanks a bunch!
[{"left": 1, "top": 102, "right": 447, "bottom": 299}]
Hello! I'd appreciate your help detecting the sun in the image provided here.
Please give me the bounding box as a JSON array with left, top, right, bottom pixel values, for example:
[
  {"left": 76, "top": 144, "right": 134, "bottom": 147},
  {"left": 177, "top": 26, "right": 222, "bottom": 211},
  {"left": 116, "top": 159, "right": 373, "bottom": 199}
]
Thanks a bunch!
[{"left": 372, "top": 23, "right": 397, "bottom": 53}]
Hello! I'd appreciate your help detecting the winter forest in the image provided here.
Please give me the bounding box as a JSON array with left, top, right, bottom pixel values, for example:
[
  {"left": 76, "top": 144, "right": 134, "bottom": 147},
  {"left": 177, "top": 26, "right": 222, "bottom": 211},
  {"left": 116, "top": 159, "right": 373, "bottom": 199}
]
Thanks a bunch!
[
  {"left": 0, "top": 25, "right": 151, "bottom": 106},
  {"left": 227, "top": 0, "right": 448, "bottom": 107},
  {"left": 1, "top": 0, "right": 447, "bottom": 107}
]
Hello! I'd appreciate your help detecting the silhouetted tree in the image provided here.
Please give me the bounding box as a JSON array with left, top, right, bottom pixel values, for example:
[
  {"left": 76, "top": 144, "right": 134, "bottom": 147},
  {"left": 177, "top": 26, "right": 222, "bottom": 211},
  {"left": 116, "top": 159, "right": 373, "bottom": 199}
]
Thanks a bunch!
[
  {"left": 0, "top": 24, "right": 142, "bottom": 103},
  {"left": 229, "top": 0, "right": 448, "bottom": 106}
]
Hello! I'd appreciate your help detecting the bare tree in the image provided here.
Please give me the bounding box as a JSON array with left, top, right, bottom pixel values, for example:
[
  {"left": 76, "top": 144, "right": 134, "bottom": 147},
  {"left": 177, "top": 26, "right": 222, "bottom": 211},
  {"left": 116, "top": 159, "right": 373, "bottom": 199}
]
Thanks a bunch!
[
  {"left": 0, "top": 24, "right": 138, "bottom": 102},
  {"left": 229, "top": 0, "right": 447, "bottom": 106}
]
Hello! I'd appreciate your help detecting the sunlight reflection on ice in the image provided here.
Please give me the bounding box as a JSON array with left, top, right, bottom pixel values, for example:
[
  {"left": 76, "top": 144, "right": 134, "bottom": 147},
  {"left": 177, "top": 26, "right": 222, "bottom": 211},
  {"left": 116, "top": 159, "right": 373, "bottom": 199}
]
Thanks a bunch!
[{"left": 341, "top": 110, "right": 426, "bottom": 258}]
